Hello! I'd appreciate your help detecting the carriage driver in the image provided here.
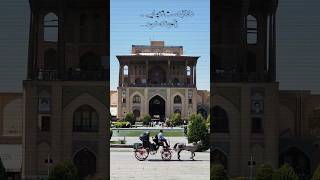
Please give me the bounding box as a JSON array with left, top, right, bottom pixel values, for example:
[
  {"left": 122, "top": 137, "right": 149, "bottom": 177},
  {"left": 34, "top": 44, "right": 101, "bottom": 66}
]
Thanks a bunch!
[
  {"left": 158, "top": 130, "right": 169, "bottom": 147},
  {"left": 139, "top": 131, "right": 151, "bottom": 148}
]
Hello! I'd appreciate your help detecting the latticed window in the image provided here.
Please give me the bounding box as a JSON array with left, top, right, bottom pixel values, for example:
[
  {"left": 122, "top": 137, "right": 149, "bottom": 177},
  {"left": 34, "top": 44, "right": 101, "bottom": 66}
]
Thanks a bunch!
[
  {"left": 247, "top": 15, "right": 257, "bottom": 44},
  {"left": 174, "top": 95, "right": 182, "bottom": 104},
  {"left": 133, "top": 95, "right": 141, "bottom": 103},
  {"left": 73, "top": 105, "right": 98, "bottom": 132},
  {"left": 212, "top": 106, "right": 229, "bottom": 133},
  {"left": 44, "top": 13, "right": 58, "bottom": 42}
]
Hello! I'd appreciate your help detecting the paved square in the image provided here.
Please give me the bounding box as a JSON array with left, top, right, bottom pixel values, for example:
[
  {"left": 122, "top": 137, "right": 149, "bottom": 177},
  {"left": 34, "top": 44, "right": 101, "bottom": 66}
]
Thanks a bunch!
[{"left": 110, "top": 149, "right": 210, "bottom": 180}]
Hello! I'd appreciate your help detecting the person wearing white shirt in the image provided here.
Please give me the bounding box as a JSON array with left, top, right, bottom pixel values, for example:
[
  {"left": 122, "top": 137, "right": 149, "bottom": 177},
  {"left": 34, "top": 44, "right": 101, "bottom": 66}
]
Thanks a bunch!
[{"left": 158, "top": 130, "right": 169, "bottom": 147}]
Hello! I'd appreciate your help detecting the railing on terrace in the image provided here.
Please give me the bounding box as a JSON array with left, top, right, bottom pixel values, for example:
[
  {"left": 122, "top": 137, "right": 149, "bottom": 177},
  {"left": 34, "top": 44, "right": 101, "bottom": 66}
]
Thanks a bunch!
[
  {"left": 213, "top": 72, "right": 271, "bottom": 82},
  {"left": 35, "top": 69, "right": 108, "bottom": 81},
  {"left": 122, "top": 82, "right": 196, "bottom": 88}
]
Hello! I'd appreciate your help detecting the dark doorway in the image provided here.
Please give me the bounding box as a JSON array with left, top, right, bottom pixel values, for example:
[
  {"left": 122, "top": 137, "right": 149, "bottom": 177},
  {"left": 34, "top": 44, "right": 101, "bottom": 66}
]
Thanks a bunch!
[
  {"left": 279, "top": 147, "right": 311, "bottom": 180},
  {"left": 211, "top": 149, "right": 228, "bottom": 170},
  {"left": 73, "top": 148, "right": 96, "bottom": 179},
  {"left": 149, "top": 95, "right": 165, "bottom": 121}
]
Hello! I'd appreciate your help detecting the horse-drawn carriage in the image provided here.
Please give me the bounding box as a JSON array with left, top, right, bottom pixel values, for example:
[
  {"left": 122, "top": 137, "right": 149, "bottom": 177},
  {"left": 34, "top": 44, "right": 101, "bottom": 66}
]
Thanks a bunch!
[
  {"left": 133, "top": 135, "right": 203, "bottom": 161},
  {"left": 133, "top": 135, "right": 172, "bottom": 161}
]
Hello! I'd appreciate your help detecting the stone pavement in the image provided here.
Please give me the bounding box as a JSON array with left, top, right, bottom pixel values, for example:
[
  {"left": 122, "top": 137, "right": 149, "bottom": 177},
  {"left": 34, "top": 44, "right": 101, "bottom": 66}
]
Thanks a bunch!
[{"left": 110, "top": 149, "right": 210, "bottom": 180}]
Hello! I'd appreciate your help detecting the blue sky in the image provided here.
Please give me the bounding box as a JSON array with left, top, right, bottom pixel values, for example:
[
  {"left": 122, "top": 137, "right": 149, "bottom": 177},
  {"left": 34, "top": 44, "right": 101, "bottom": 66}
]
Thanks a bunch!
[
  {"left": 110, "top": 0, "right": 210, "bottom": 90},
  {"left": 1, "top": 0, "right": 320, "bottom": 93}
]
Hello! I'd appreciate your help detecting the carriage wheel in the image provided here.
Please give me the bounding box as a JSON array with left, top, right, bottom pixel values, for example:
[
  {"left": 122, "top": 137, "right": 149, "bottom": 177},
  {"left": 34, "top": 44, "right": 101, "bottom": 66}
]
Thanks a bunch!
[
  {"left": 134, "top": 147, "right": 149, "bottom": 161},
  {"left": 161, "top": 150, "right": 172, "bottom": 161}
]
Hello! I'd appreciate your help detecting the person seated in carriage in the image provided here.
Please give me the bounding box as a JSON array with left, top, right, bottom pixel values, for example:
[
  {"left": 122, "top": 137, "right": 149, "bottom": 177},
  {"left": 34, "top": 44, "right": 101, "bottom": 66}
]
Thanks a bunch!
[
  {"left": 157, "top": 130, "right": 169, "bottom": 148},
  {"left": 139, "top": 131, "right": 150, "bottom": 148}
]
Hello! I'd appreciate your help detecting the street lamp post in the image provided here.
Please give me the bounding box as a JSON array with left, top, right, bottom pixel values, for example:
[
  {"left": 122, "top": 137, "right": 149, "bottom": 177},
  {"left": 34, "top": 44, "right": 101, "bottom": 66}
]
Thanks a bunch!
[
  {"left": 45, "top": 153, "right": 53, "bottom": 177},
  {"left": 248, "top": 155, "right": 256, "bottom": 180}
]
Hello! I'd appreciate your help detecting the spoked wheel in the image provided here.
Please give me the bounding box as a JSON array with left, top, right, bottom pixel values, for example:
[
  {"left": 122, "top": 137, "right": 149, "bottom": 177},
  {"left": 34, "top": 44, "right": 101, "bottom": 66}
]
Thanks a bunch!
[
  {"left": 134, "top": 147, "right": 149, "bottom": 161},
  {"left": 161, "top": 149, "right": 172, "bottom": 161}
]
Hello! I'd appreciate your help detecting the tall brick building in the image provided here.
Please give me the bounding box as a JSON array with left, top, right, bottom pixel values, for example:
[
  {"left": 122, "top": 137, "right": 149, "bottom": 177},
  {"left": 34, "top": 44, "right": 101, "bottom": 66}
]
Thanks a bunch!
[
  {"left": 22, "top": 0, "right": 108, "bottom": 179},
  {"left": 212, "top": 0, "right": 320, "bottom": 179}
]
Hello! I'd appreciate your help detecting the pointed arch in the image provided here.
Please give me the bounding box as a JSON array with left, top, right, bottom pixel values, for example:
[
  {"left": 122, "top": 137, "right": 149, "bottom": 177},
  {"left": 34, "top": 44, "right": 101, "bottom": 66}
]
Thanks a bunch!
[
  {"left": 174, "top": 95, "right": 182, "bottom": 104},
  {"left": 73, "top": 148, "right": 96, "bottom": 178},
  {"left": 211, "top": 149, "right": 228, "bottom": 170},
  {"left": 73, "top": 105, "right": 98, "bottom": 132},
  {"left": 43, "top": 12, "right": 58, "bottom": 42}
]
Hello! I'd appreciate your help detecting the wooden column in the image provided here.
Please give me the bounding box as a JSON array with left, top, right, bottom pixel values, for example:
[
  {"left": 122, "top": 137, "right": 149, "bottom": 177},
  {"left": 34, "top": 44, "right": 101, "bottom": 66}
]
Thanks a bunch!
[
  {"left": 190, "top": 65, "right": 194, "bottom": 85},
  {"left": 167, "top": 60, "right": 171, "bottom": 85},
  {"left": 145, "top": 60, "right": 148, "bottom": 86},
  {"left": 57, "top": 0, "right": 66, "bottom": 79},
  {"left": 185, "top": 60, "right": 188, "bottom": 85},
  {"left": 194, "top": 65, "right": 197, "bottom": 86},
  {"left": 119, "top": 64, "right": 123, "bottom": 87}
]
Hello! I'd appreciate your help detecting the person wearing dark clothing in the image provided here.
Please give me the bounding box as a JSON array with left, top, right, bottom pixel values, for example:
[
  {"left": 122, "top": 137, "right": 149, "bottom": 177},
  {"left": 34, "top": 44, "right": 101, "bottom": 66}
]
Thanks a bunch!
[{"left": 139, "top": 131, "right": 150, "bottom": 148}]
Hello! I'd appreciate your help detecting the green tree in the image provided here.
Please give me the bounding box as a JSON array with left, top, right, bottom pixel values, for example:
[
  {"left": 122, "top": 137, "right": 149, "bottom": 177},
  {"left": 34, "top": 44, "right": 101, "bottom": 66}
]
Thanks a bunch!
[
  {"left": 0, "top": 157, "right": 7, "bottom": 180},
  {"left": 48, "top": 161, "right": 79, "bottom": 180},
  {"left": 206, "top": 114, "right": 211, "bottom": 128},
  {"left": 211, "top": 163, "right": 228, "bottom": 180},
  {"left": 272, "top": 164, "right": 299, "bottom": 180},
  {"left": 124, "top": 112, "right": 136, "bottom": 125},
  {"left": 312, "top": 164, "right": 320, "bottom": 180},
  {"left": 256, "top": 164, "right": 274, "bottom": 180},
  {"left": 187, "top": 114, "right": 209, "bottom": 143},
  {"left": 169, "top": 113, "right": 183, "bottom": 126},
  {"left": 142, "top": 115, "right": 151, "bottom": 126}
]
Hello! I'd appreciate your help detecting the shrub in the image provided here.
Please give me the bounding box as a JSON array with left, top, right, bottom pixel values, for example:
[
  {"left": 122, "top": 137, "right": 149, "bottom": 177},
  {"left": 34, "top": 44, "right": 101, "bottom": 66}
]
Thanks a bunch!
[
  {"left": 0, "top": 157, "right": 6, "bottom": 180},
  {"left": 312, "top": 164, "right": 320, "bottom": 180},
  {"left": 256, "top": 164, "right": 274, "bottom": 180},
  {"left": 272, "top": 164, "right": 299, "bottom": 180},
  {"left": 48, "top": 161, "right": 79, "bottom": 180},
  {"left": 169, "top": 113, "right": 183, "bottom": 126},
  {"left": 124, "top": 112, "right": 136, "bottom": 125},
  {"left": 187, "top": 114, "right": 209, "bottom": 143},
  {"left": 114, "top": 121, "right": 130, "bottom": 128},
  {"left": 206, "top": 114, "right": 211, "bottom": 128},
  {"left": 211, "top": 163, "right": 228, "bottom": 180},
  {"left": 142, "top": 115, "right": 151, "bottom": 126}
]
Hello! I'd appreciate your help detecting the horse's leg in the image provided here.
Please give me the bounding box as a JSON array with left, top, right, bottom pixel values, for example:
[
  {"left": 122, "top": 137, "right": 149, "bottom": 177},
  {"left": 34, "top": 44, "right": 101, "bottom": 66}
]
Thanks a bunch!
[{"left": 178, "top": 149, "right": 182, "bottom": 160}]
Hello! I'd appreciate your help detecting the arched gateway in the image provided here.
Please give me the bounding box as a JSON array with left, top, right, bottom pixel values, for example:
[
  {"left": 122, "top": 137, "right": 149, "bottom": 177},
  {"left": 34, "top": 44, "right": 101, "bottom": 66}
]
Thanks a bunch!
[
  {"left": 149, "top": 95, "right": 165, "bottom": 121},
  {"left": 73, "top": 148, "right": 97, "bottom": 178}
]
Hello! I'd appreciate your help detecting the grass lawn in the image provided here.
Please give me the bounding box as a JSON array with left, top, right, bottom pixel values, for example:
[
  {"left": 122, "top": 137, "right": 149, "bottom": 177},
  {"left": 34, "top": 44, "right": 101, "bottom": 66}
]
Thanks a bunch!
[{"left": 112, "top": 129, "right": 185, "bottom": 137}]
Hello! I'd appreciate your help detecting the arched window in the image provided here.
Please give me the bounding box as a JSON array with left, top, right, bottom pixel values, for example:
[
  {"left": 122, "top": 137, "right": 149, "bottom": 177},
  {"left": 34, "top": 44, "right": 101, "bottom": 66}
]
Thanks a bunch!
[
  {"left": 247, "top": 15, "right": 257, "bottom": 44},
  {"left": 73, "top": 105, "right": 98, "bottom": 132},
  {"left": 44, "top": 13, "right": 58, "bottom": 42},
  {"left": 212, "top": 106, "right": 229, "bottom": 133},
  {"left": 73, "top": 148, "right": 96, "bottom": 178},
  {"left": 211, "top": 149, "right": 228, "bottom": 170},
  {"left": 186, "top": 66, "right": 191, "bottom": 76},
  {"left": 132, "top": 95, "right": 141, "bottom": 103},
  {"left": 174, "top": 95, "right": 182, "bottom": 104},
  {"left": 133, "top": 109, "right": 141, "bottom": 119},
  {"left": 124, "top": 65, "right": 128, "bottom": 76}
]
